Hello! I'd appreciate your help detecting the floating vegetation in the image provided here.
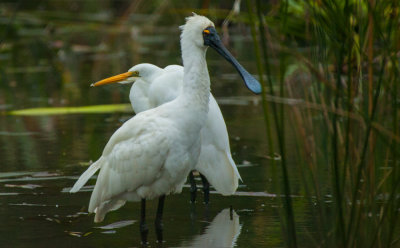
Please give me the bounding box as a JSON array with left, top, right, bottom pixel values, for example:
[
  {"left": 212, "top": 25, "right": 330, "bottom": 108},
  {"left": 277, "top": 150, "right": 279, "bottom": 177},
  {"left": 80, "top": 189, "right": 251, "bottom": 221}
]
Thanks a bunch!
[{"left": 7, "top": 104, "right": 132, "bottom": 116}]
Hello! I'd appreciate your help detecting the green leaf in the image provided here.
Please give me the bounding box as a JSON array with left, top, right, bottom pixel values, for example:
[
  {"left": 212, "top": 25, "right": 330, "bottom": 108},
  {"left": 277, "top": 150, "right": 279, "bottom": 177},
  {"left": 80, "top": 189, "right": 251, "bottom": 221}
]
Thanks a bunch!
[{"left": 7, "top": 104, "right": 132, "bottom": 116}]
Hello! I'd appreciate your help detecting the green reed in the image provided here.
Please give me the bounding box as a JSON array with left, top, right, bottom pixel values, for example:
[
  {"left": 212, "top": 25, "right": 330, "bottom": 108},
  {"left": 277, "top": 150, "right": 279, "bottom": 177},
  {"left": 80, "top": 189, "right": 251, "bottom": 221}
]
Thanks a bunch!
[
  {"left": 245, "top": 0, "right": 400, "bottom": 247},
  {"left": 245, "top": 0, "right": 298, "bottom": 247}
]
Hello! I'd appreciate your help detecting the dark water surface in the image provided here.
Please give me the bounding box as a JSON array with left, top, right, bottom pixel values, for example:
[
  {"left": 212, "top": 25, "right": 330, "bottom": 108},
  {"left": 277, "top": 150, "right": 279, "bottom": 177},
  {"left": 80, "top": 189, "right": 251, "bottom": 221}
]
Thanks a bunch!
[
  {"left": 0, "top": 3, "right": 313, "bottom": 247},
  {"left": 2, "top": 109, "right": 302, "bottom": 248}
]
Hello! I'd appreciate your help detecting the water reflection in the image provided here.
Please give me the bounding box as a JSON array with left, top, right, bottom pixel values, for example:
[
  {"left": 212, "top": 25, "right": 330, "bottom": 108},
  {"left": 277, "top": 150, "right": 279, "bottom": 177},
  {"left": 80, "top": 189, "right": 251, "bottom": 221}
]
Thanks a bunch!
[{"left": 178, "top": 208, "right": 241, "bottom": 248}]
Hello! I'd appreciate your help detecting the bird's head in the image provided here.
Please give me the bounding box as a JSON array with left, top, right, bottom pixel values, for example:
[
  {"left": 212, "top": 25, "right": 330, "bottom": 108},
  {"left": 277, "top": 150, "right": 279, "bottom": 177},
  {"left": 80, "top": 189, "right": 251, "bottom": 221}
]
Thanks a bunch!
[
  {"left": 181, "top": 13, "right": 262, "bottom": 94},
  {"left": 91, "top": 63, "right": 163, "bottom": 87},
  {"left": 91, "top": 14, "right": 261, "bottom": 94},
  {"left": 180, "top": 14, "right": 215, "bottom": 49}
]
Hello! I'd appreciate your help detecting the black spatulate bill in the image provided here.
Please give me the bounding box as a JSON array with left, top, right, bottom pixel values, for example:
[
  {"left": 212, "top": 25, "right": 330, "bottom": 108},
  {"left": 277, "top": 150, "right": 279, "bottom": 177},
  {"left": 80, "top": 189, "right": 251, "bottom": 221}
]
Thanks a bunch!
[{"left": 203, "top": 26, "right": 262, "bottom": 94}]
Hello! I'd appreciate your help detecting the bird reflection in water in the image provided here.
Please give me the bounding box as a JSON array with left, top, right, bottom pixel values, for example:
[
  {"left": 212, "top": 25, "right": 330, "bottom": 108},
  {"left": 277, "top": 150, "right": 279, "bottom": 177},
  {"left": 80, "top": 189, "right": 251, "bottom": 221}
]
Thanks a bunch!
[{"left": 177, "top": 208, "right": 242, "bottom": 248}]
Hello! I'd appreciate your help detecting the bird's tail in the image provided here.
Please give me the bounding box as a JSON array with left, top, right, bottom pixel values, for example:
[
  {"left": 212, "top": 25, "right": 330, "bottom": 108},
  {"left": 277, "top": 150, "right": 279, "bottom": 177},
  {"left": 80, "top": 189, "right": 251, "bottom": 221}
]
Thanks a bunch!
[
  {"left": 70, "top": 160, "right": 102, "bottom": 193},
  {"left": 196, "top": 147, "right": 241, "bottom": 195},
  {"left": 227, "top": 152, "right": 242, "bottom": 182}
]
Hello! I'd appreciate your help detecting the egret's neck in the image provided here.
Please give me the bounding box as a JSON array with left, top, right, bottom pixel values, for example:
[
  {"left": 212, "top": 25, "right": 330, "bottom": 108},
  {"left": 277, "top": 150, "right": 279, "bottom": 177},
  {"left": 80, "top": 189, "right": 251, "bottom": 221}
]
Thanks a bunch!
[{"left": 179, "top": 41, "right": 210, "bottom": 114}]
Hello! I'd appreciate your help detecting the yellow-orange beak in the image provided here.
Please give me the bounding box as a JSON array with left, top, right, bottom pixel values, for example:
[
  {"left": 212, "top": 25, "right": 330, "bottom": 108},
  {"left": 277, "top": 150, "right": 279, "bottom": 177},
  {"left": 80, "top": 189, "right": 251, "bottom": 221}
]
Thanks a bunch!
[{"left": 91, "top": 71, "right": 137, "bottom": 87}]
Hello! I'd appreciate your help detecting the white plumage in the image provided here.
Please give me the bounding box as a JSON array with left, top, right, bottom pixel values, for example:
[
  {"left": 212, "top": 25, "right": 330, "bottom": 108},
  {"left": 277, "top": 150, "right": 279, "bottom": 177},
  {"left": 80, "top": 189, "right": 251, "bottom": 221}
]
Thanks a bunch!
[
  {"left": 107, "top": 63, "right": 242, "bottom": 196},
  {"left": 70, "top": 14, "right": 261, "bottom": 231},
  {"left": 71, "top": 15, "right": 215, "bottom": 222}
]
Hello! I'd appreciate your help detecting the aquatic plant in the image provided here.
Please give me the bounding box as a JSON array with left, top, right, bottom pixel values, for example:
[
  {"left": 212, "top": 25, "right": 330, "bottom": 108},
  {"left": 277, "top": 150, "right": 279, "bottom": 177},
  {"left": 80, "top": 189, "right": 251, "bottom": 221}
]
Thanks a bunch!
[{"left": 245, "top": 0, "right": 400, "bottom": 247}]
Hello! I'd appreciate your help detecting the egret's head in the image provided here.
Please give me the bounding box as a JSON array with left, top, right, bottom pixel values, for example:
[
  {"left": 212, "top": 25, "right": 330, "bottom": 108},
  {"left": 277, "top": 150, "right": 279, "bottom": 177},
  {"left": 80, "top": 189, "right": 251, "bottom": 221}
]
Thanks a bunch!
[
  {"left": 91, "top": 63, "right": 163, "bottom": 87},
  {"left": 180, "top": 13, "right": 262, "bottom": 94}
]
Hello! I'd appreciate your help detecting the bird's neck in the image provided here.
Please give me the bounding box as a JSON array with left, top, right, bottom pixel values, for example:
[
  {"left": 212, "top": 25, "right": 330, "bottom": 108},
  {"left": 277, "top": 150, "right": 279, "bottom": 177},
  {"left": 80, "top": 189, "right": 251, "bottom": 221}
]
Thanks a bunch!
[
  {"left": 179, "top": 41, "right": 210, "bottom": 114},
  {"left": 129, "top": 81, "right": 150, "bottom": 113}
]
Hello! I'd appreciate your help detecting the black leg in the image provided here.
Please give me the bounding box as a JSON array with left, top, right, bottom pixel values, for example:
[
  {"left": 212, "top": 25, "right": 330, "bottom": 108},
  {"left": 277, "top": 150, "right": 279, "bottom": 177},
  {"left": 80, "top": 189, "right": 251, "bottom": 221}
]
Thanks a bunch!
[
  {"left": 140, "top": 199, "right": 148, "bottom": 245},
  {"left": 203, "top": 201, "right": 210, "bottom": 221},
  {"left": 155, "top": 195, "right": 165, "bottom": 243},
  {"left": 190, "top": 202, "right": 197, "bottom": 222},
  {"left": 189, "top": 171, "right": 197, "bottom": 203},
  {"left": 200, "top": 174, "right": 210, "bottom": 204}
]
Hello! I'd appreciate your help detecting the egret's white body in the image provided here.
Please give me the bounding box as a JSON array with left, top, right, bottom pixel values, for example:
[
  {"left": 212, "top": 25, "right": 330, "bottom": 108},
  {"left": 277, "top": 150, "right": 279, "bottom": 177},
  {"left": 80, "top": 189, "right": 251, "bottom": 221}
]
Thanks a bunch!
[
  {"left": 124, "top": 63, "right": 241, "bottom": 196},
  {"left": 71, "top": 15, "right": 216, "bottom": 222}
]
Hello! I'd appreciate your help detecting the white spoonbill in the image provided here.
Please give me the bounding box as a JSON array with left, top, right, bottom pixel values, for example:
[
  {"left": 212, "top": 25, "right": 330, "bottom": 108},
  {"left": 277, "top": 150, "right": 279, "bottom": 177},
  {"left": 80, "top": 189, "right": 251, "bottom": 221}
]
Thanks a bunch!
[
  {"left": 70, "top": 14, "right": 261, "bottom": 244},
  {"left": 92, "top": 63, "right": 241, "bottom": 204}
]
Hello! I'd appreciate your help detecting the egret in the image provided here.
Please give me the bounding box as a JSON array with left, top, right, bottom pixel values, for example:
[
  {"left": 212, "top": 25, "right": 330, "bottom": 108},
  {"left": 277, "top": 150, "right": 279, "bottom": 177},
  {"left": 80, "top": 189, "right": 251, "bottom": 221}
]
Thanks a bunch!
[
  {"left": 92, "top": 63, "right": 241, "bottom": 204},
  {"left": 70, "top": 14, "right": 261, "bottom": 244}
]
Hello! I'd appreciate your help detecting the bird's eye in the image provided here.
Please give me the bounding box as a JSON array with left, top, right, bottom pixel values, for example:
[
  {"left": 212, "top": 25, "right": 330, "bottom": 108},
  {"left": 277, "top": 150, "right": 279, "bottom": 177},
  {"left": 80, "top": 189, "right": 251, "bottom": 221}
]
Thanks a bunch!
[
  {"left": 133, "top": 71, "right": 140, "bottom": 77},
  {"left": 203, "top": 29, "right": 210, "bottom": 35}
]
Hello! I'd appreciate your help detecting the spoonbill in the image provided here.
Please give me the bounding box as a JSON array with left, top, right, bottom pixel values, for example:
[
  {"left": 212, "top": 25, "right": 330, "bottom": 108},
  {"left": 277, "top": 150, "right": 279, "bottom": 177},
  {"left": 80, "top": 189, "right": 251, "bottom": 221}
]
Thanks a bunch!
[
  {"left": 91, "top": 63, "right": 241, "bottom": 204},
  {"left": 70, "top": 14, "right": 261, "bottom": 244}
]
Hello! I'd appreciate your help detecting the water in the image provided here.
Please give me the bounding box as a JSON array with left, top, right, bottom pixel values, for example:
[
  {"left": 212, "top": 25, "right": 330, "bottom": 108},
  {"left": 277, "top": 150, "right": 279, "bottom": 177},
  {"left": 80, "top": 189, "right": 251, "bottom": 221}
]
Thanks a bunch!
[
  {"left": 1, "top": 111, "right": 293, "bottom": 247},
  {"left": 0, "top": 3, "right": 312, "bottom": 247}
]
